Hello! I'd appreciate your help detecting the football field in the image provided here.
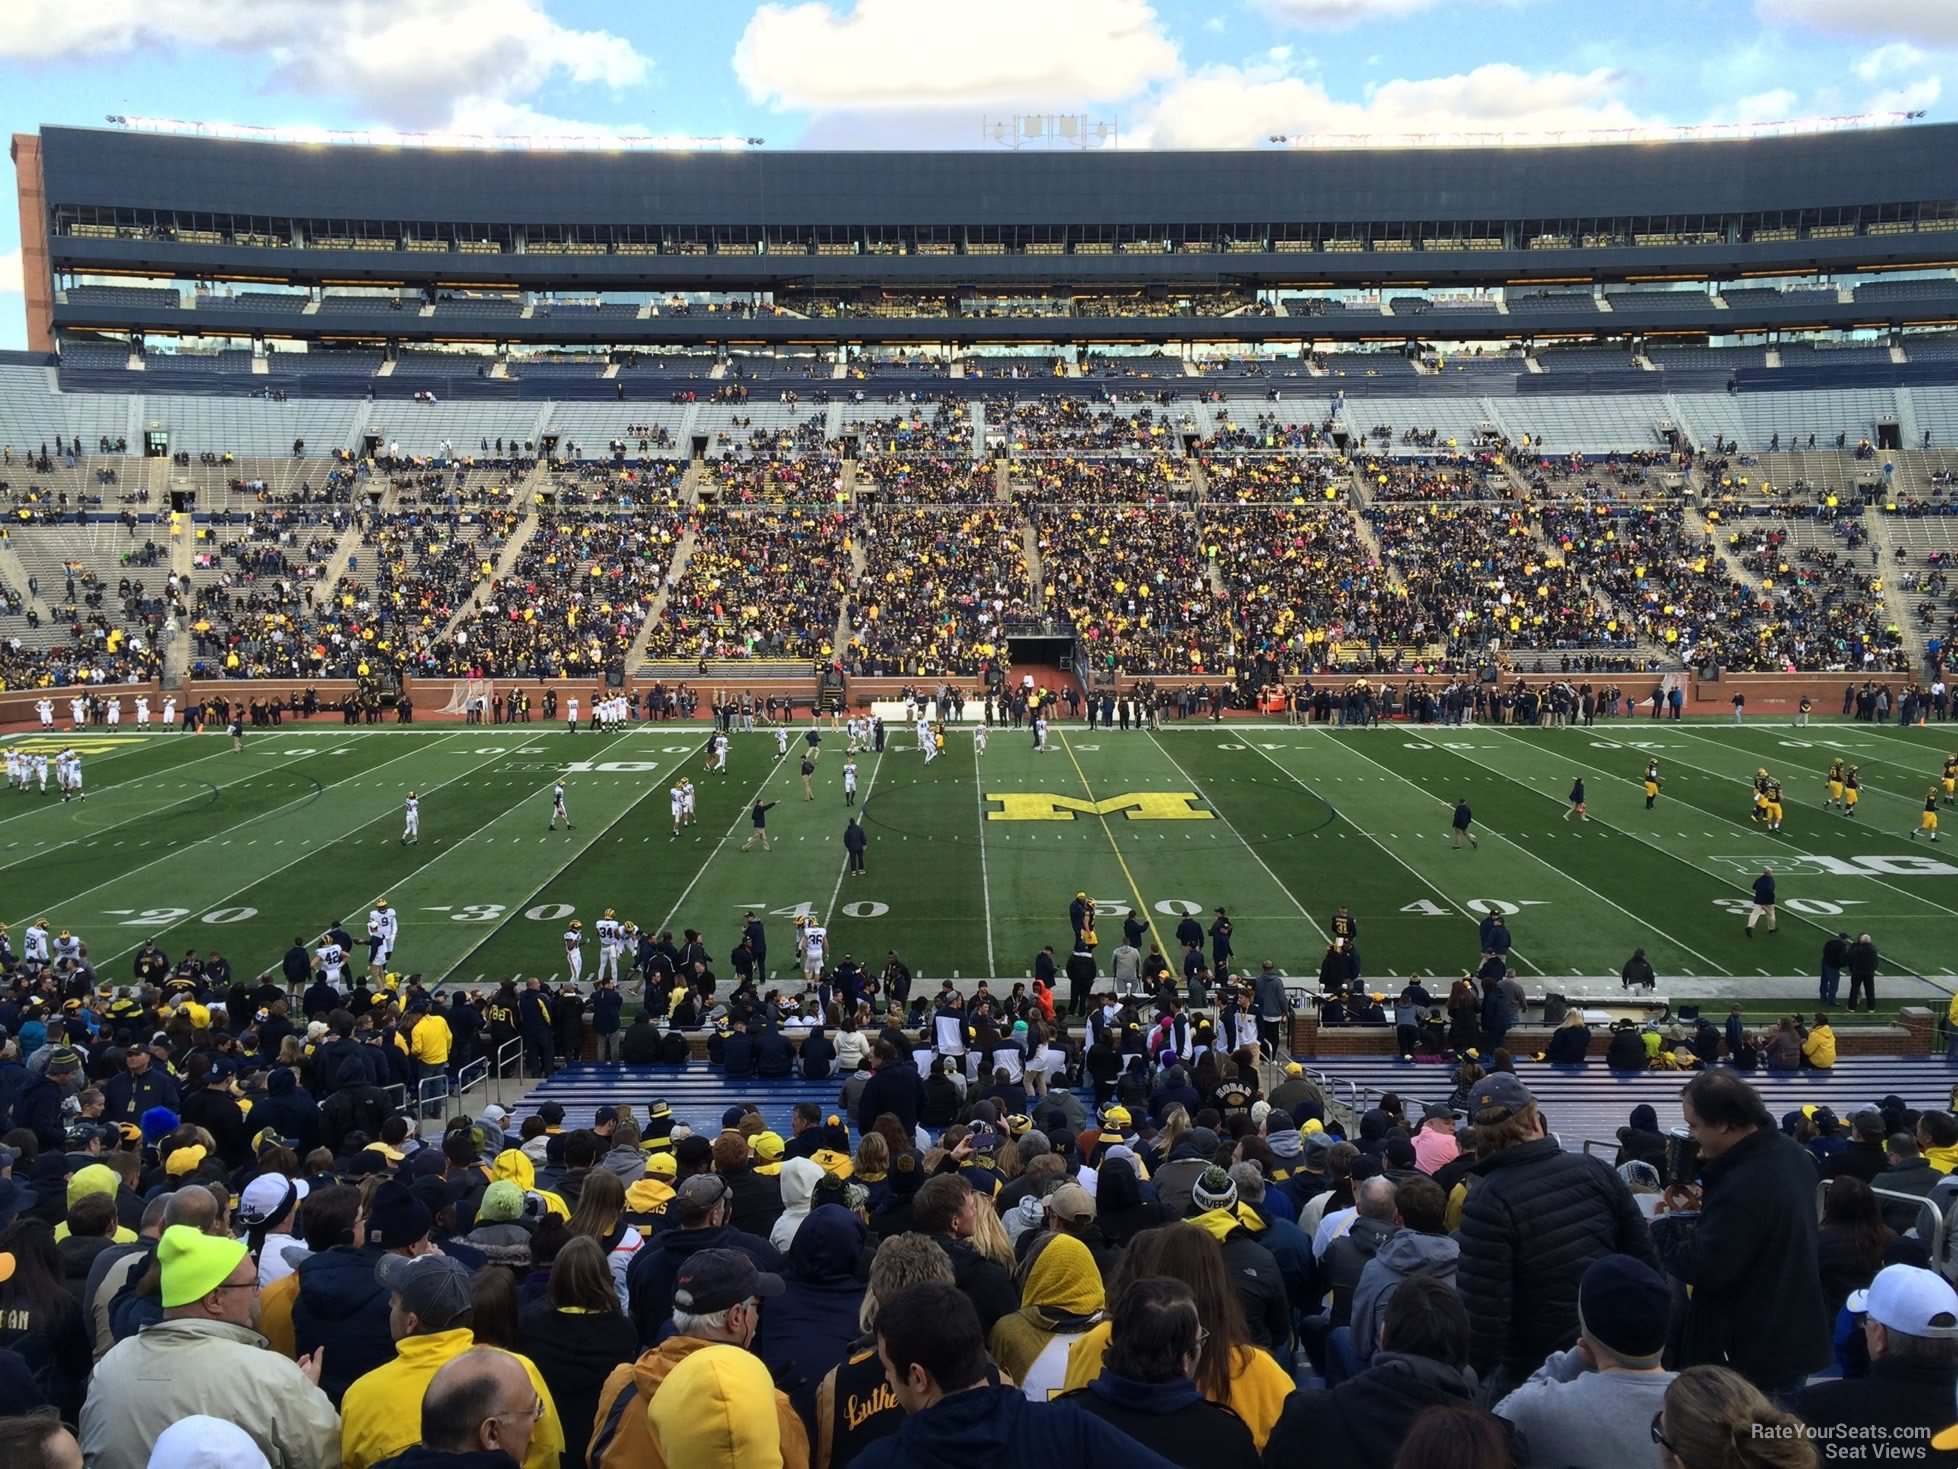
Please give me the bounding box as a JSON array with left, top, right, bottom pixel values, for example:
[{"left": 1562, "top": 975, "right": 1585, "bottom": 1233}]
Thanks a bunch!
[{"left": 5, "top": 717, "right": 1958, "bottom": 1008}]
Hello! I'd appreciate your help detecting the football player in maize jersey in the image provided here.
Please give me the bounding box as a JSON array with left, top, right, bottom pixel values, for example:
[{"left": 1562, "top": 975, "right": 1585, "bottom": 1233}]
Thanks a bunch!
[
  {"left": 1644, "top": 759, "right": 1662, "bottom": 809},
  {"left": 1913, "top": 787, "right": 1942, "bottom": 842},
  {"left": 1750, "top": 768, "right": 1771, "bottom": 823},
  {"left": 596, "top": 909, "right": 624, "bottom": 982},
  {"left": 1943, "top": 755, "right": 1957, "bottom": 807},
  {"left": 1826, "top": 760, "right": 1846, "bottom": 809},
  {"left": 1843, "top": 765, "right": 1861, "bottom": 817},
  {"left": 1762, "top": 777, "right": 1784, "bottom": 833}
]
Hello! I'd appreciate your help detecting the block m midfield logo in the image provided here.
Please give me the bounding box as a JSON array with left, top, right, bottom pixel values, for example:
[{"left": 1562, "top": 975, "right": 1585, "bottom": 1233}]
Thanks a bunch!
[{"left": 985, "top": 791, "right": 1215, "bottom": 822}]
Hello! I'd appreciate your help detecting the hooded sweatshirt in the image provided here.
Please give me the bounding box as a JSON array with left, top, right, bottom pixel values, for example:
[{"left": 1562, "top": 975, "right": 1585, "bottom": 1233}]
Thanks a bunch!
[
  {"left": 491, "top": 1148, "right": 568, "bottom": 1218},
  {"left": 1186, "top": 1205, "right": 1292, "bottom": 1352},
  {"left": 989, "top": 1234, "right": 1107, "bottom": 1401},
  {"left": 1350, "top": 1229, "right": 1461, "bottom": 1363},
  {"left": 757, "top": 1203, "right": 869, "bottom": 1427},
  {"left": 588, "top": 1335, "right": 810, "bottom": 1469},
  {"left": 1069, "top": 1371, "right": 1262, "bottom": 1469},
  {"left": 851, "top": 1383, "right": 1178, "bottom": 1469},
  {"left": 769, "top": 1156, "right": 826, "bottom": 1254}
]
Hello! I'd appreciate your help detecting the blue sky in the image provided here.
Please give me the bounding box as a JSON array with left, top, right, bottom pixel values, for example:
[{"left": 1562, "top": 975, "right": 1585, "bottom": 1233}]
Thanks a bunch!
[{"left": 0, "top": 0, "right": 1950, "bottom": 348}]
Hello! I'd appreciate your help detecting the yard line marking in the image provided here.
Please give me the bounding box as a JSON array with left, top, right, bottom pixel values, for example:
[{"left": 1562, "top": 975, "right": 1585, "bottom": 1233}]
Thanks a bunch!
[
  {"left": 84, "top": 731, "right": 526, "bottom": 969},
  {"left": 3, "top": 731, "right": 455, "bottom": 933},
  {"left": 1497, "top": 725, "right": 1958, "bottom": 933},
  {"left": 1144, "top": 730, "right": 1326, "bottom": 947},
  {"left": 1460, "top": 724, "right": 1953, "bottom": 967},
  {"left": 971, "top": 730, "right": 997, "bottom": 977},
  {"left": 1055, "top": 730, "right": 1167, "bottom": 957},
  {"left": 1240, "top": 740, "right": 1542, "bottom": 975},
  {"left": 1333, "top": 735, "right": 1737, "bottom": 976},
  {"left": 821, "top": 743, "right": 887, "bottom": 932},
  {"left": 654, "top": 747, "right": 797, "bottom": 939},
  {"left": 439, "top": 735, "right": 699, "bottom": 982}
]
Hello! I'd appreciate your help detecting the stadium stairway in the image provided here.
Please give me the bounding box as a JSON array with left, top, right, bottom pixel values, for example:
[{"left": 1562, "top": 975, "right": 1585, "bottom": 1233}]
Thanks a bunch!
[
  {"left": 1301, "top": 1054, "right": 1958, "bottom": 1153},
  {"left": 487, "top": 1060, "right": 1096, "bottom": 1137}
]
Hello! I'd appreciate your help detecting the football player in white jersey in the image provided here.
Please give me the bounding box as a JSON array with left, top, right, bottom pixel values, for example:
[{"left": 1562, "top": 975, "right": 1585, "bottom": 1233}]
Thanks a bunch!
[
  {"left": 566, "top": 696, "right": 579, "bottom": 734},
  {"left": 670, "top": 783, "right": 686, "bottom": 838},
  {"left": 5, "top": 752, "right": 18, "bottom": 791},
  {"left": 134, "top": 696, "right": 150, "bottom": 730},
  {"left": 776, "top": 726, "right": 790, "bottom": 759},
  {"left": 596, "top": 908, "right": 623, "bottom": 982},
  {"left": 23, "top": 919, "right": 50, "bottom": 971},
  {"left": 62, "top": 751, "right": 83, "bottom": 801},
  {"left": 974, "top": 723, "right": 988, "bottom": 756},
  {"left": 550, "top": 781, "right": 573, "bottom": 831},
  {"left": 34, "top": 754, "right": 49, "bottom": 793},
  {"left": 801, "top": 921, "right": 828, "bottom": 984},
  {"left": 314, "top": 932, "right": 347, "bottom": 986},
  {"left": 915, "top": 717, "right": 932, "bottom": 761},
  {"left": 563, "top": 918, "right": 584, "bottom": 981},
  {"left": 842, "top": 758, "right": 858, "bottom": 806},
  {"left": 52, "top": 928, "right": 82, "bottom": 967},
  {"left": 402, "top": 790, "right": 420, "bottom": 845},
  {"left": 681, "top": 779, "right": 697, "bottom": 826},
  {"left": 105, "top": 697, "right": 120, "bottom": 727},
  {"left": 69, "top": 697, "right": 86, "bottom": 729},
  {"left": 35, "top": 698, "right": 54, "bottom": 730},
  {"left": 711, "top": 733, "right": 728, "bottom": 774},
  {"left": 161, "top": 697, "right": 176, "bottom": 728},
  {"left": 368, "top": 899, "right": 398, "bottom": 977}
]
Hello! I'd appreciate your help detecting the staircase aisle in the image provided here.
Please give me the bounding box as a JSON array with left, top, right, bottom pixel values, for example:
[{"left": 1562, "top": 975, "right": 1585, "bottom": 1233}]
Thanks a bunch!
[{"left": 623, "top": 526, "right": 698, "bottom": 671}]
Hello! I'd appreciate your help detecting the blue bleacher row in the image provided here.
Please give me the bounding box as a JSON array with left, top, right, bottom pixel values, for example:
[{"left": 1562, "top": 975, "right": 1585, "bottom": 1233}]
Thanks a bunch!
[{"left": 492, "top": 1055, "right": 1958, "bottom": 1156}]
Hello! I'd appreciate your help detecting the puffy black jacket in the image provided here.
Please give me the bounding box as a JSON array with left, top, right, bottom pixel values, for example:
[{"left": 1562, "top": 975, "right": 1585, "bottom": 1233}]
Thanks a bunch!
[
  {"left": 1263, "top": 1351, "right": 1485, "bottom": 1469},
  {"left": 1671, "top": 1126, "right": 1831, "bottom": 1390},
  {"left": 932, "top": 1235, "right": 1018, "bottom": 1337},
  {"left": 1457, "top": 1137, "right": 1657, "bottom": 1386},
  {"left": 1320, "top": 1216, "right": 1397, "bottom": 1328},
  {"left": 291, "top": 1244, "right": 395, "bottom": 1406},
  {"left": 625, "top": 1221, "right": 781, "bottom": 1344}
]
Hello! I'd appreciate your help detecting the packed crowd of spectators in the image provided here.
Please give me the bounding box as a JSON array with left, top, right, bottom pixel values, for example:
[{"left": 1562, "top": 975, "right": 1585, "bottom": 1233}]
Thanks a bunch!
[
  {"left": 992, "top": 399, "right": 1197, "bottom": 454},
  {"left": 1361, "top": 454, "right": 1513, "bottom": 503},
  {"left": 1204, "top": 506, "right": 1412, "bottom": 675},
  {"left": 1197, "top": 410, "right": 1331, "bottom": 454},
  {"left": 1038, "top": 505, "right": 1221, "bottom": 672},
  {"left": 1199, "top": 455, "right": 1341, "bottom": 504},
  {"left": 643, "top": 509, "right": 848, "bottom": 662},
  {"left": 1013, "top": 458, "right": 1192, "bottom": 509},
  {"left": 1721, "top": 522, "right": 1911, "bottom": 674},
  {"left": 698, "top": 456, "right": 842, "bottom": 507},
  {"left": 1367, "top": 503, "right": 1621, "bottom": 655},
  {"left": 842, "top": 507, "right": 1033, "bottom": 676}
]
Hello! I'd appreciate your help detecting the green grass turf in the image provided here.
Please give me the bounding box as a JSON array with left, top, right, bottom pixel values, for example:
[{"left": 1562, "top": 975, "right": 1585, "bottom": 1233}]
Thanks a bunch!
[{"left": 5, "top": 718, "right": 1957, "bottom": 1008}]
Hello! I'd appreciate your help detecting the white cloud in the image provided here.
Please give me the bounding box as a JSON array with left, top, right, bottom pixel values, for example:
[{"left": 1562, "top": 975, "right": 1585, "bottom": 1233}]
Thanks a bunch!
[
  {"left": 732, "top": 0, "right": 1180, "bottom": 110},
  {"left": 1204, "top": 15, "right": 1227, "bottom": 31},
  {"left": 1132, "top": 62, "right": 1654, "bottom": 148},
  {"left": 1757, "top": 0, "right": 1958, "bottom": 48},
  {"left": 1256, "top": 0, "right": 1453, "bottom": 26},
  {"left": 1867, "top": 75, "right": 1941, "bottom": 113},
  {"left": 1853, "top": 40, "right": 1929, "bottom": 79},
  {"left": 1706, "top": 88, "right": 1801, "bottom": 124},
  {"left": 0, "top": 248, "right": 21, "bottom": 295},
  {"left": 0, "top": 0, "right": 649, "bottom": 131}
]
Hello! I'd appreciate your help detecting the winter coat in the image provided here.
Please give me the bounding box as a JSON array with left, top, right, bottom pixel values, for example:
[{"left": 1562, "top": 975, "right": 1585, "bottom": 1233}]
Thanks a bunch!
[
  {"left": 855, "top": 1058, "right": 927, "bottom": 1137},
  {"left": 721, "top": 1165, "right": 784, "bottom": 1241},
  {"left": 587, "top": 1334, "right": 809, "bottom": 1469},
  {"left": 461, "top": 1221, "right": 534, "bottom": 1270},
  {"left": 624, "top": 1220, "right": 782, "bottom": 1344},
  {"left": 1262, "top": 1351, "right": 1484, "bottom": 1469},
  {"left": 79, "top": 1319, "right": 341, "bottom": 1469},
  {"left": 1350, "top": 1229, "right": 1460, "bottom": 1363},
  {"left": 1185, "top": 1206, "right": 1292, "bottom": 1352},
  {"left": 249, "top": 1071, "right": 323, "bottom": 1155},
  {"left": 852, "top": 1382, "right": 1177, "bottom": 1469},
  {"left": 1788, "top": 1357, "right": 1958, "bottom": 1460},
  {"left": 515, "top": 1303, "right": 640, "bottom": 1469},
  {"left": 291, "top": 1243, "right": 397, "bottom": 1406},
  {"left": 1063, "top": 1372, "right": 1260, "bottom": 1469},
  {"left": 1320, "top": 1215, "right": 1398, "bottom": 1327},
  {"left": 934, "top": 1235, "right": 1020, "bottom": 1338},
  {"left": 340, "top": 1326, "right": 562, "bottom": 1469},
  {"left": 1457, "top": 1137, "right": 1658, "bottom": 1387},
  {"left": 1671, "top": 1126, "right": 1832, "bottom": 1389},
  {"left": 756, "top": 1204, "right": 869, "bottom": 1427}
]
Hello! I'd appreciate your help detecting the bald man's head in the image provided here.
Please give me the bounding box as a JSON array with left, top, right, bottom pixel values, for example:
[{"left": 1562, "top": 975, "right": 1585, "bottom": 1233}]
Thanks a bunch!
[
  {"left": 161, "top": 1184, "right": 223, "bottom": 1235},
  {"left": 1355, "top": 1175, "right": 1400, "bottom": 1223},
  {"left": 422, "top": 1348, "right": 539, "bottom": 1462}
]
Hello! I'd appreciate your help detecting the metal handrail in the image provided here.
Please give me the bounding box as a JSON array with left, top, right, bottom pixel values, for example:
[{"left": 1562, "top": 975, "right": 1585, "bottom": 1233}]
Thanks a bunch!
[
  {"left": 380, "top": 1082, "right": 407, "bottom": 1114},
  {"left": 492, "top": 1038, "right": 525, "bottom": 1105},
  {"left": 452, "top": 1057, "right": 489, "bottom": 1111}
]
